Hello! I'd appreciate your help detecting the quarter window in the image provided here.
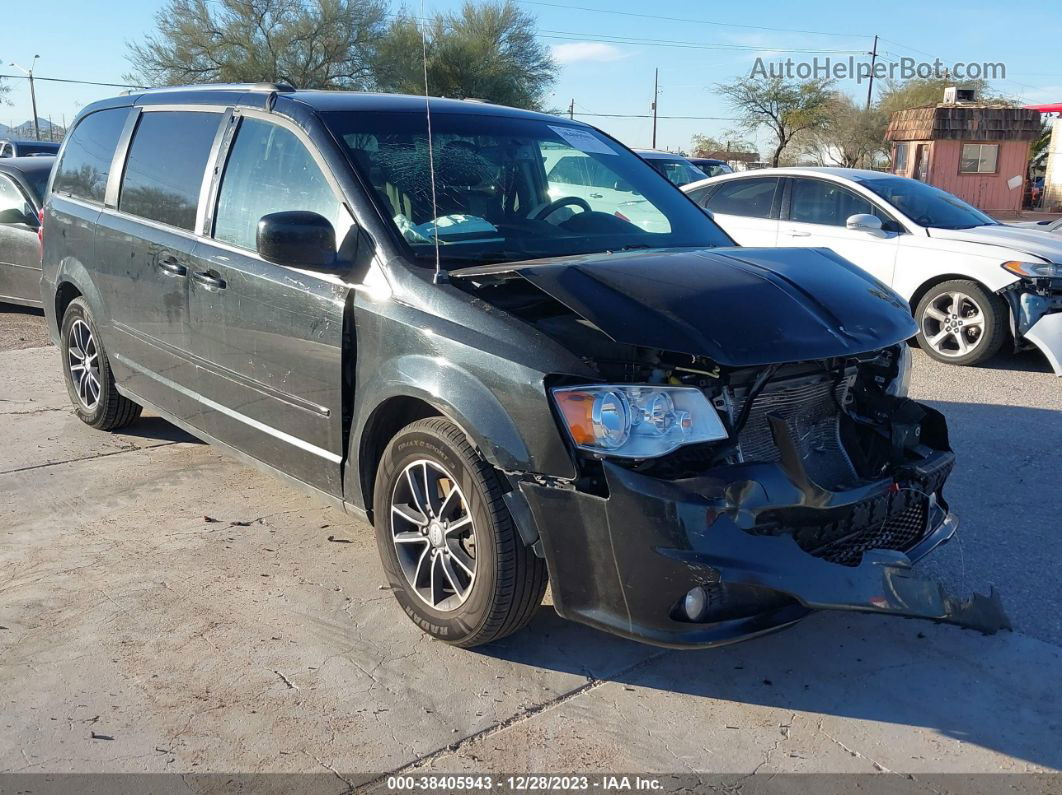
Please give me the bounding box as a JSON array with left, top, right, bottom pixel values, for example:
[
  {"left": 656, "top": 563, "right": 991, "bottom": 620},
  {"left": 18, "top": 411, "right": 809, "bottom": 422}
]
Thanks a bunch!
[
  {"left": 52, "top": 108, "right": 129, "bottom": 203},
  {"left": 214, "top": 117, "right": 347, "bottom": 251},
  {"left": 960, "top": 143, "right": 999, "bottom": 174},
  {"left": 789, "top": 178, "right": 878, "bottom": 227},
  {"left": 119, "top": 111, "right": 221, "bottom": 231},
  {"left": 704, "top": 178, "right": 779, "bottom": 219}
]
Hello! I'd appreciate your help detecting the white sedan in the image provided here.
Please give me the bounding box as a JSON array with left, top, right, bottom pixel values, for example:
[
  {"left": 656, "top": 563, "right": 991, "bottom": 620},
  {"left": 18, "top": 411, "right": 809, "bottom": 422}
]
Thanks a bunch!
[{"left": 683, "top": 167, "right": 1062, "bottom": 374}]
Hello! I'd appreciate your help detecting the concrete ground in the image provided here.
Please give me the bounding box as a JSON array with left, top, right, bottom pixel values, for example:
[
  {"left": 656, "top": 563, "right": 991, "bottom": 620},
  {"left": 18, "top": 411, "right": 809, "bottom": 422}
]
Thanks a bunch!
[{"left": 1, "top": 311, "right": 1060, "bottom": 786}]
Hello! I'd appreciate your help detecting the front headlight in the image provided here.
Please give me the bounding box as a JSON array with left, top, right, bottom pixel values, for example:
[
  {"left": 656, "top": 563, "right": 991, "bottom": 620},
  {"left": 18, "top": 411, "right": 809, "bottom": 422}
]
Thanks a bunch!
[
  {"left": 885, "top": 343, "right": 912, "bottom": 398},
  {"left": 551, "top": 384, "right": 728, "bottom": 459},
  {"left": 1002, "top": 260, "right": 1062, "bottom": 278}
]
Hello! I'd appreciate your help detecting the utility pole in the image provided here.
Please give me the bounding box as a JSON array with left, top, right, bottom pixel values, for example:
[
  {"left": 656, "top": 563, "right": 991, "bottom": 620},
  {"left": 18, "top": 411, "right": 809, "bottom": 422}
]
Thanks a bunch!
[
  {"left": 865, "top": 35, "right": 878, "bottom": 110},
  {"left": 568, "top": 98, "right": 574, "bottom": 120},
  {"left": 10, "top": 55, "right": 41, "bottom": 141},
  {"left": 651, "top": 68, "right": 659, "bottom": 149}
]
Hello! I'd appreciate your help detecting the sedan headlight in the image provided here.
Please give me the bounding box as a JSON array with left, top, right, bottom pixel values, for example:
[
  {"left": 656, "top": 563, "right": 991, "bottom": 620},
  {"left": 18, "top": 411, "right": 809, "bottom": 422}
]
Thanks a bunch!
[
  {"left": 1002, "top": 260, "right": 1062, "bottom": 278},
  {"left": 551, "top": 385, "right": 728, "bottom": 459}
]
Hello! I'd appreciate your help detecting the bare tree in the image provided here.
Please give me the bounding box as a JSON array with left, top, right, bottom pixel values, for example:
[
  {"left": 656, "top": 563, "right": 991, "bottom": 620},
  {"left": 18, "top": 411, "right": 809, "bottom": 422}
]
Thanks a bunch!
[
  {"left": 125, "top": 0, "right": 390, "bottom": 89},
  {"left": 803, "top": 94, "right": 888, "bottom": 168},
  {"left": 716, "top": 75, "right": 833, "bottom": 167},
  {"left": 375, "top": 1, "right": 557, "bottom": 110}
]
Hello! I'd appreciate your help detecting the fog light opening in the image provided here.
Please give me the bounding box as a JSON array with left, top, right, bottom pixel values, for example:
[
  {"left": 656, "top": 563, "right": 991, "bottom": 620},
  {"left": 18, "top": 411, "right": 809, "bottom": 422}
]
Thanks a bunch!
[{"left": 684, "top": 586, "right": 709, "bottom": 622}]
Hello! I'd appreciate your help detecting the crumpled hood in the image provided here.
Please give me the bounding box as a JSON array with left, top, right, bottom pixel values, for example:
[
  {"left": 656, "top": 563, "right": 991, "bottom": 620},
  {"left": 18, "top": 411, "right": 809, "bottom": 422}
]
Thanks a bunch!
[
  {"left": 453, "top": 247, "right": 916, "bottom": 367},
  {"left": 929, "top": 224, "right": 1062, "bottom": 262}
]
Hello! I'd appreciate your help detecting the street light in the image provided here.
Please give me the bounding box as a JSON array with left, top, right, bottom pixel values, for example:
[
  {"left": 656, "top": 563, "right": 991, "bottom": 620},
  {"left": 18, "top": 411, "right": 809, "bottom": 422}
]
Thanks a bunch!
[{"left": 9, "top": 55, "right": 41, "bottom": 142}]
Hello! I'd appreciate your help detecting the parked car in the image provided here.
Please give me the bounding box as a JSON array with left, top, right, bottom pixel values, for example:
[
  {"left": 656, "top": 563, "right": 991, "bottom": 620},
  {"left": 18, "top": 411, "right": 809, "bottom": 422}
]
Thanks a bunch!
[
  {"left": 42, "top": 85, "right": 1006, "bottom": 649},
  {"left": 684, "top": 168, "right": 1062, "bottom": 374},
  {"left": 0, "top": 155, "right": 53, "bottom": 307},
  {"left": 687, "top": 157, "right": 734, "bottom": 179},
  {"left": 0, "top": 139, "right": 61, "bottom": 158},
  {"left": 633, "top": 149, "right": 707, "bottom": 187}
]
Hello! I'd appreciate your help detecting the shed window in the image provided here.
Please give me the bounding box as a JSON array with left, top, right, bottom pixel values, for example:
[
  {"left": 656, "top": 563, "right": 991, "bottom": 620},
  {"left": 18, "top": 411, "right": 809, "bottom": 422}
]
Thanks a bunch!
[
  {"left": 960, "top": 143, "right": 998, "bottom": 174},
  {"left": 893, "top": 143, "right": 908, "bottom": 172}
]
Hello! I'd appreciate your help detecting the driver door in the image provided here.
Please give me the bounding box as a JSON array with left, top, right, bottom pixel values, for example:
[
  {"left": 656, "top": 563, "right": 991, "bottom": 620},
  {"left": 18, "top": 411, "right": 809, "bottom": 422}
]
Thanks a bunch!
[{"left": 777, "top": 177, "right": 900, "bottom": 286}]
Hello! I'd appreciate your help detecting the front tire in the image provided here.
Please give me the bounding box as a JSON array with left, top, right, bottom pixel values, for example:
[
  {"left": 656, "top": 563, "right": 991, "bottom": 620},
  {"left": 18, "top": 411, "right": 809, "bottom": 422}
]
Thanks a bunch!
[
  {"left": 373, "top": 417, "right": 547, "bottom": 647},
  {"left": 914, "top": 279, "right": 1008, "bottom": 366},
  {"left": 60, "top": 298, "right": 142, "bottom": 430}
]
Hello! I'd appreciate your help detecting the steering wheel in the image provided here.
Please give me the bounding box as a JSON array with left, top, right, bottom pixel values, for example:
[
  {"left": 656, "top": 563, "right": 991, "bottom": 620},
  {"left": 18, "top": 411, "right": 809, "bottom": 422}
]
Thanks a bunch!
[{"left": 533, "top": 196, "right": 592, "bottom": 221}]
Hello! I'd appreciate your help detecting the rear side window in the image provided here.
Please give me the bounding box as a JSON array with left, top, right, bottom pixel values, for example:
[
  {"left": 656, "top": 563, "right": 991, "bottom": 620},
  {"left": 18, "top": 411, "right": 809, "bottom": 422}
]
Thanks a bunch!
[
  {"left": 213, "top": 117, "right": 346, "bottom": 251},
  {"left": 119, "top": 111, "right": 221, "bottom": 231},
  {"left": 53, "top": 108, "right": 129, "bottom": 203},
  {"left": 705, "top": 177, "right": 779, "bottom": 219}
]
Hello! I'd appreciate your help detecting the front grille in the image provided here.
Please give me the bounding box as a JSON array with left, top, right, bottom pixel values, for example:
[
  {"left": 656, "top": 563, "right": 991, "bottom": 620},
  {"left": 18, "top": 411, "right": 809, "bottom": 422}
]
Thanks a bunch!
[
  {"left": 802, "top": 498, "right": 929, "bottom": 567},
  {"left": 736, "top": 375, "right": 857, "bottom": 489}
]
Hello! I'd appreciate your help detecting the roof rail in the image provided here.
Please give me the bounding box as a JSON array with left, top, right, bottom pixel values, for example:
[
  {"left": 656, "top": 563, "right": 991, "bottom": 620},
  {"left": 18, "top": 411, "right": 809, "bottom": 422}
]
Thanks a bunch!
[{"left": 128, "top": 82, "right": 297, "bottom": 95}]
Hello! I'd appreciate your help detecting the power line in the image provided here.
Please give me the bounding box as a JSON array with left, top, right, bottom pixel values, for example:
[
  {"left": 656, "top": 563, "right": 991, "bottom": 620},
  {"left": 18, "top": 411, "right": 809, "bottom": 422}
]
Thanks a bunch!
[
  {"left": 516, "top": 0, "right": 869, "bottom": 39},
  {"left": 541, "top": 31, "right": 865, "bottom": 55},
  {"left": 0, "top": 73, "right": 145, "bottom": 89}
]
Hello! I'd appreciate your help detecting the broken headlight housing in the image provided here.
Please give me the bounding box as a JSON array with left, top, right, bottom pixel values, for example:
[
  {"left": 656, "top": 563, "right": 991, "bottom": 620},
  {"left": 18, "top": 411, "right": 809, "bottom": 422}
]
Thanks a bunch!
[
  {"left": 1002, "top": 260, "right": 1062, "bottom": 278},
  {"left": 885, "top": 343, "right": 912, "bottom": 398},
  {"left": 551, "top": 385, "right": 728, "bottom": 459}
]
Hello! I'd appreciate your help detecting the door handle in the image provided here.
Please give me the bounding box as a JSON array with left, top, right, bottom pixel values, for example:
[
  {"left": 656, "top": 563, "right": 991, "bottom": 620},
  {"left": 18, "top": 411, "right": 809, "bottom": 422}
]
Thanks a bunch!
[
  {"left": 786, "top": 229, "right": 812, "bottom": 237},
  {"left": 589, "top": 192, "right": 603, "bottom": 198},
  {"left": 191, "top": 270, "right": 227, "bottom": 290},
  {"left": 156, "top": 255, "right": 187, "bottom": 277}
]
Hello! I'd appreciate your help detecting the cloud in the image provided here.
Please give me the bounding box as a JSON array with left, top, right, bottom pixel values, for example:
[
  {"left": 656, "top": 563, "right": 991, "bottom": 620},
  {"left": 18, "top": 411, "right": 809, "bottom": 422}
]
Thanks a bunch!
[{"left": 551, "top": 42, "right": 628, "bottom": 65}]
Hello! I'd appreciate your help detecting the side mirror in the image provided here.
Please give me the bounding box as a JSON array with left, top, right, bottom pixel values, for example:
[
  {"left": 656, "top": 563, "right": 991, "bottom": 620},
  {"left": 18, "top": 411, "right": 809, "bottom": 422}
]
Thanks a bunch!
[
  {"left": 846, "top": 213, "right": 887, "bottom": 237},
  {"left": 0, "top": 207, "right": 36, "bottom": 226},
  {"left": 613, "top": 180, "right": 634, "bottom": 193},
  {"left": 256, "top": 211, "right": 338, "bottom": 270}
]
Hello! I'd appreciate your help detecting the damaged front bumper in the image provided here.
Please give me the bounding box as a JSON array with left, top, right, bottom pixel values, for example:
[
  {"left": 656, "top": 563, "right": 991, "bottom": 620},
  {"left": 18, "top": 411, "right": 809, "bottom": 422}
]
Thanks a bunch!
[
  {"left": 521, "top": 449, "right": 1010, "bottom": 649},
  {"left": 1008, "top": 283, "right": 1062, "bottom": 375}
]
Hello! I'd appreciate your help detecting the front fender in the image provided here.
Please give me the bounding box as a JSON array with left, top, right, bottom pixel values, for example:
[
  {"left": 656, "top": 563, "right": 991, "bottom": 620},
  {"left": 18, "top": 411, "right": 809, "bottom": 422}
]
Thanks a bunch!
[{"left": 346, "top": 353, "right": 577, "bottom": 511}]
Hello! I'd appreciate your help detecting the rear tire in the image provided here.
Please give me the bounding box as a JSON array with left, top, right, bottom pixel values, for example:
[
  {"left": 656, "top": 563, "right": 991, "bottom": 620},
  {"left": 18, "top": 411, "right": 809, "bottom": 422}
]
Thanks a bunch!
[
  {"left": 914, "top": 279, "right": 1007, "bottom": 366},
  {"left": 373, "top": 417, "right": 547, "bottom": 647},
  {"left": 60, "top": 298, "right": 142, "bottom": 430}
]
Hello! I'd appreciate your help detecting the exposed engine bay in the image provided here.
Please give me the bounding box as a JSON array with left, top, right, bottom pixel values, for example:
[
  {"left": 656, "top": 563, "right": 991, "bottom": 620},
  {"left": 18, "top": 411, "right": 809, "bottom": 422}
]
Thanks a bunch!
[{"left": 454, "top": 256, "right": 1011, "bottom": 640}]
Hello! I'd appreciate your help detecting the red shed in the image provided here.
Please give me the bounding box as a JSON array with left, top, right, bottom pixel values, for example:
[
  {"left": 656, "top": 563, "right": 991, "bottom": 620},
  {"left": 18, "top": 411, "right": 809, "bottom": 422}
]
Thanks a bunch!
[{"left": 885, "top": 98, "right": 1041, "bottom": 213}]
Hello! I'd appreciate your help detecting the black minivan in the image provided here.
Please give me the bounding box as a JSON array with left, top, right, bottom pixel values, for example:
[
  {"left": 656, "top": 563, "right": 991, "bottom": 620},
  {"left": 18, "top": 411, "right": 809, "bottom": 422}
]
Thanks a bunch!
[{"left": 41, "top": 84, "right": 1007, "bottom": 648}]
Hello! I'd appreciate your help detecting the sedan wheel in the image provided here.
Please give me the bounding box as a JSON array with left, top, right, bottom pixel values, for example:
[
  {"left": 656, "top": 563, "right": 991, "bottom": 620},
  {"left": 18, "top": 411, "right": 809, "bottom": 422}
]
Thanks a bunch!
[
  {"left": 914, "top": 279, "right": 1007, "bottom": 367},
  {"left": 920, "top": 290, "right": 985, "bottom": 359}
]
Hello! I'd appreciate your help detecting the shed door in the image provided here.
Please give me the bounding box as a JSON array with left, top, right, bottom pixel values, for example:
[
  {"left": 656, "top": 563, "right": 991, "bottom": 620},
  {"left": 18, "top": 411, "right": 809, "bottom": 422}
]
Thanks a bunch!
[{"left": 914, "top": 144, "right": 930, "bottom": 182}]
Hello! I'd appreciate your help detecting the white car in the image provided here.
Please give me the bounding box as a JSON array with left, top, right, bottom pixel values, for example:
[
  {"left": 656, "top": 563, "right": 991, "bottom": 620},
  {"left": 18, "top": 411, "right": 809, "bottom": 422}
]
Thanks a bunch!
[{"left": 683, "top": 167, "right": 1062, "bottom": 374}]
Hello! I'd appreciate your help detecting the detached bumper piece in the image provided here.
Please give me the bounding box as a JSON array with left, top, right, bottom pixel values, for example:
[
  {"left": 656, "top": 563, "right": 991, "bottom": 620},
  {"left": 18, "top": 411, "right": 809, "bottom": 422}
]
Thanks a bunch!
[{"left": 522, "top": 450, "right": 1010, "bottom": 649}]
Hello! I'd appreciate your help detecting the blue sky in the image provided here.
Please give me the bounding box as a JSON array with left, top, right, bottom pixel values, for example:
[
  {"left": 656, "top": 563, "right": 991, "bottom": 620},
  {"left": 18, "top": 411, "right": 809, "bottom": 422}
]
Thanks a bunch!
[{"left": 2, "top": 0, "right": 1061, "bottom": 154}]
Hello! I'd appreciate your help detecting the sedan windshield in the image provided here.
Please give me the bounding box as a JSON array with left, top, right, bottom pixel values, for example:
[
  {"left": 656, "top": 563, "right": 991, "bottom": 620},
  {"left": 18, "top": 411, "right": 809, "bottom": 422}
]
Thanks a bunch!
[
  {"left": 323, "top": 111, "right": 732, "bottom": 267},
  {"left": 644, "top": 156, "right": 708, "bottom": 187},
  {"left": 856, "top": 175, "right": 997, "bottom": 230}
]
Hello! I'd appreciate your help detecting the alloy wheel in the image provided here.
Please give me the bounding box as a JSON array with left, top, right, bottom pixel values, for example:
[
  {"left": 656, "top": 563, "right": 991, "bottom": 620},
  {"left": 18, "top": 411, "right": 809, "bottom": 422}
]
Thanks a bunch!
[
  {"left": 921, "top": 291, "right": 985, "bottom": 358},
  {"left": 67, "top": 319, "right": 101, "bottom": 410},
  {"left": 390, "top": 459, "right": 477, "bottom": 612}
]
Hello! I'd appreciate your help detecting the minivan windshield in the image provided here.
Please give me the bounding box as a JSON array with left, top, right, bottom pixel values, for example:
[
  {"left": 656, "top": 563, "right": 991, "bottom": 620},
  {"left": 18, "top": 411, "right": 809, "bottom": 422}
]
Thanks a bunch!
[
  {"left": 643, "top": 156, "right": 707, "bottom": 187},
  {"left": 855, "top": 175, "right": 997, "bottom": 230},
  {"left": 323, "top": 111, "right": 732, "bottom": 266}
]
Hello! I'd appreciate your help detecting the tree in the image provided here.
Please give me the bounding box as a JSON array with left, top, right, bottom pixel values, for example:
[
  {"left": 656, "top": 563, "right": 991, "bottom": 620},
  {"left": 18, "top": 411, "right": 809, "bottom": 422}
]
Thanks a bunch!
[
  {"left": 717, "top": 75, "right": 833, "bottom": 167},
  {"left": 802, "top": 93, "right": 888, "bottom": 168},
  {"left": 125, "top": 0, "right": 390, "bottom": 89},
  {"left": 876, "top": 76, "right": 1008, "bottom": 115},
  {"left": 0, "top": 76, "right": 10, "bottom": 106},
  {"left": 375, "top": 1, "right": 557, "bottom": 110},
  {"left": 689, "top": 133, "right": 754, "bottom": 158}
]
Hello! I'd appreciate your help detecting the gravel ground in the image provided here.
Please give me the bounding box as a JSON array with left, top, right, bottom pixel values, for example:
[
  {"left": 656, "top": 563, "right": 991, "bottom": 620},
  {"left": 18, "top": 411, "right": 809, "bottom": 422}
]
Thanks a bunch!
[{"left": 0, "top": 304, "right": 51, "bottom": 351}]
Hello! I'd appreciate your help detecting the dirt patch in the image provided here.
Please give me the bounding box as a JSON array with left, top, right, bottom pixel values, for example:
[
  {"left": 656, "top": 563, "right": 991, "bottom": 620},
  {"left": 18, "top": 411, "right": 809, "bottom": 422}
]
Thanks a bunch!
[{"left": 0, "top": 304, "right": 51, "bottom": 352}]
